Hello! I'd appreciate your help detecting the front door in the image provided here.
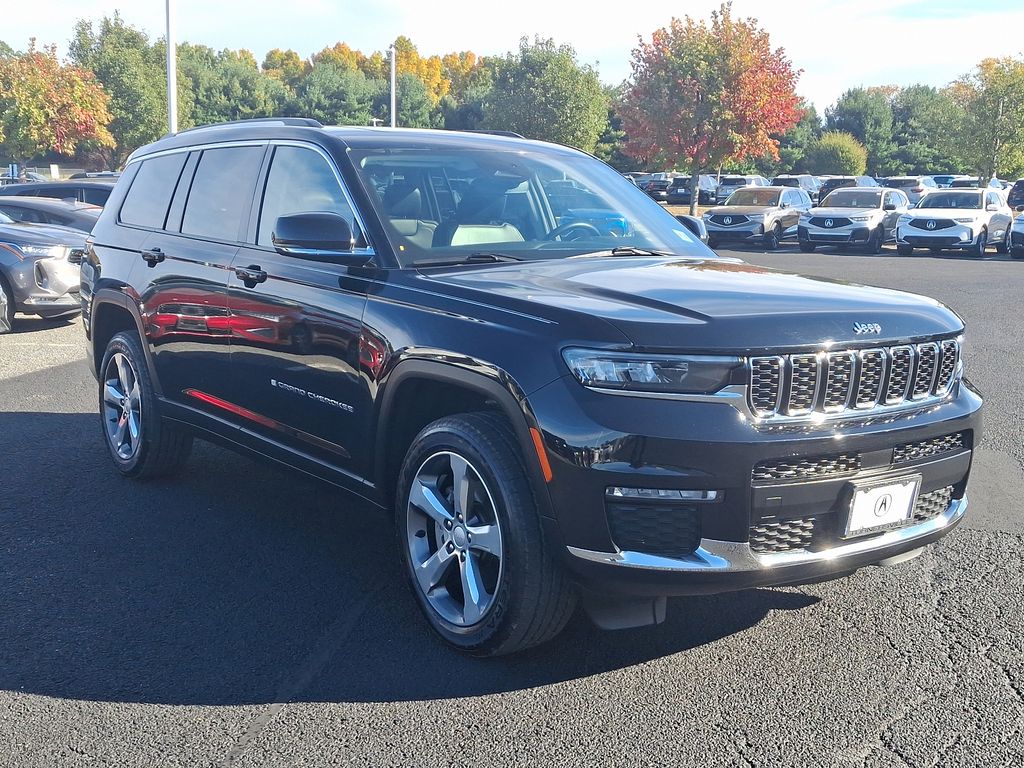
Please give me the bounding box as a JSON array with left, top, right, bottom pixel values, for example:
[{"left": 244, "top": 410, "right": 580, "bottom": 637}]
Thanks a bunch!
[{"left": 226, "top": 143, "right": 376, "bottom": 477}]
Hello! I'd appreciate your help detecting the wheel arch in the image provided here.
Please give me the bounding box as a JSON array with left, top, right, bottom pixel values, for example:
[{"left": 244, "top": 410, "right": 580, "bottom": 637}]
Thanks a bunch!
[
  {"left": 89, "top": 291, "right": 162, "bottom": 396},
  {"left": 373, "top": 358, "right": 553, "bottom": 516}
]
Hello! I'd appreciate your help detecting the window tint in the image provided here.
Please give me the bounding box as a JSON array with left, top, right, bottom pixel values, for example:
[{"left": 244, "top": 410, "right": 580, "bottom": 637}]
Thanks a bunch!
[
  {"left": 182, "top": 146, "right": 264, "bottom": 241},
  {"left": 82, "top": 187, "right": 112, "bottom": 206},
  {"left": 0, "top": 205, "right": 37, "bottom": 223},
  {"left": 258, "top": 145, "right": 358, "bottom": 247},
  {"left": 120, "top": 154, "right": 187, "bottom": 228}
]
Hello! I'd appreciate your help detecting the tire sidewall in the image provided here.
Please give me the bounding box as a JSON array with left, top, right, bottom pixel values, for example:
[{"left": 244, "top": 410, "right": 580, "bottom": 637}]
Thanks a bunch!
[
  {"left": 0, "top": 272, "right": 14, "bottom": 334},
  {"left": 395, "top": 418, "right": 531, "bottom": 652},
  {"left": 98, "top": 331, "right": 159, "bottom": 477}
]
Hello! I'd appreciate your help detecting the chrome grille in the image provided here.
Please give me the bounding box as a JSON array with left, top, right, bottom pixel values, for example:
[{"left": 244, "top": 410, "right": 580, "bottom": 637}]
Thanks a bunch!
[
  {"left": 855, "top": 349, "right": 886, "bottom": 408},
  {"left": 748, "top": 339, "right": 960, "bottom": 420},
  {"left": 936, "top": 340, "right": 959, "bottom": 391},
  {"left": 750, "top": 357, "right": 783, "bottom": 416},
  {"left": 749, "top": 517, "right": 818, "bottom": 553},
  {"left": 912, "top": 342, "right": 938, "bottom": 398},
  {"left": 885, "top": 346, "right": 913, "bottom": 404},
  {"left": 913, "top": 486, "right": 954, "bottom": 522},
  {"left": 894, "top": 433, "right": 965, "bottom": 464},
  {"left": 752, "top": 453, "right": 860, "bottom": 482},
  {"left": 786, "top": 355, "right": 820, "bottom": 415}
]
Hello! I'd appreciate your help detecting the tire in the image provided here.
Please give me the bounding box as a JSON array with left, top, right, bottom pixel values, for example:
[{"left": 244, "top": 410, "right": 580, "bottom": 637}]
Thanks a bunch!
[
  {"left": 763, "top": 223, "right": 781, "bottom": 251},
  {"left": 98, "top": 331, "right": 193, "bottom": 479},
  {"left": 0, "top": 273, "right": 14, "bottom": 334},
  {"left": 970, "top": 227, "right": 987, "bottom": 257},
  {"left": 798, "top": 241, "right": 816, "bottom": 253},
  {"left": 1012, "top": 246, "right": 1024, "bottom": 260},
  {"left": 864, "top": 226, "right": 884, "bottom": 254},
  {"left": 396, "top": 412, "right": 576, "bottom": 656},
  {"left": 995, "top": 229, "right": 1009, "bottom": 254},
  {"left": 896, "top": 244, "right": 914, "bottom": 256}
]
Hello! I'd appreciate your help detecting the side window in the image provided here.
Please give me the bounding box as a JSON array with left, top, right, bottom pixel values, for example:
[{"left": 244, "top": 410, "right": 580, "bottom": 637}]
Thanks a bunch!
[
  {"left": 257, "top": 145, "right": 360, "bottom": 248},
  {"left": 182, "top": 146, "right": 264, "bottom": 241},
  {"left": 0, "top": 205, "right": 32, "bottom": 222},
  {"left": 119, "top": 153, "right": 188, "bottom": 229},
  {"left": 82, "top": 187, "right": 111, "bottom": 206}
]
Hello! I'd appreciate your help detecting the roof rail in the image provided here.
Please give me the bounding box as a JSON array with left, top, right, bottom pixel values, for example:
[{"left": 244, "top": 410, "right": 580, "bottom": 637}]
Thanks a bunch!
[
  {"left": 169, "top": 117, "right": 323, "bottom": 137},
  {"left": 461, "top": 129, "right": 526, "bottom": 139}
]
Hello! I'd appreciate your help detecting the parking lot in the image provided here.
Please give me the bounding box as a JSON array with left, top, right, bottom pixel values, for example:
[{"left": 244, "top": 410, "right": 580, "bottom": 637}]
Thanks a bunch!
[{"left": 0, "top": 244, "right": 1021, "bottom": 767}]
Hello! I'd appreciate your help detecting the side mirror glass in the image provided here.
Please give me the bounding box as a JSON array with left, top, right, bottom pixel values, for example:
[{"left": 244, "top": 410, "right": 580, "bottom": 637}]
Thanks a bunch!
[
  {"left": 1016, "top": 205, "right": 1024, "bottom": 213},
  {"left": 675, "top": 214, "right": 709, "bottom": 244},
  {"left": 985, "top": 204, "right": 998, "bottom": 212},
  {"left": 272, "top": 212, "right": 371, "bottom": 266}
]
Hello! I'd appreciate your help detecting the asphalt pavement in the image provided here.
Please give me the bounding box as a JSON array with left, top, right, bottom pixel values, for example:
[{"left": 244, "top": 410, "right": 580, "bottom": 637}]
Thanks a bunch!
[{"left": 0, "top": 243, "right": 1021, "bottom": 767}]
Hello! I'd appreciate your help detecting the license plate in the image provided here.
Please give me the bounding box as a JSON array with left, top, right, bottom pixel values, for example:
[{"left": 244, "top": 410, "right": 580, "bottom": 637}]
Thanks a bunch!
[{"left": 843, "top": 476, "right": 921, "bottom": 538}]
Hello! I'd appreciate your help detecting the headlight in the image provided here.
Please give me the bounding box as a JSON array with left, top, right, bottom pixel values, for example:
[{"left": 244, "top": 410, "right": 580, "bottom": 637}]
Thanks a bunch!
[
  {"left": 799, "top": 213, "right": 812, "bottom": 221},
  {"left": 953, "top": 217, "right": 976, "bottom": 224},
  {"left": 897, "top": 215, "right": 913, "bottom": 224},
  {"left": 745, "top": 213, "right": 764, "bottom": 221},
  {"left": 562, "top": 348, "right": 742, "bottom": 394},
  {"left": 7, "top": 244, "right": 69, "bottom": 260}
]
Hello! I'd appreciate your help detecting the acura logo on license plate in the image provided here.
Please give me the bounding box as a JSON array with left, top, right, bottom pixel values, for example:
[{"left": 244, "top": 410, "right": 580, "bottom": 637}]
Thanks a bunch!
[
  {"left": 874, "top": 493, "right": 893, "bottom": 517},
  {"left": 824, "top": 218, "right": 834, "bottom": 228}
]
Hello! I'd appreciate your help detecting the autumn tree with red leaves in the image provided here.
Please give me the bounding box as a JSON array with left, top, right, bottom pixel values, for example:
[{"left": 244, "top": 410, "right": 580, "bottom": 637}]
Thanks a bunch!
[
  {"left": 620, "top": 3, "right": 802, "bottom": 214},
  {"left": 0, "top": 41, "right": 114, "bottom": 168}
]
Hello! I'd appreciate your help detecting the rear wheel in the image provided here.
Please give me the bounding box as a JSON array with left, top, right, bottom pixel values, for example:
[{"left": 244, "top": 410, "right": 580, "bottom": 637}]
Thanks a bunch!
[
  {"left": 396, "top": 413, "right": 576, "bottom": 656},
  {"left": 0, "top": 273, "right": 14, "bottom": 334},
  {"left": 896, "top": 244, "right": 914, "bottom": 256},
  {"left": 99, "top": 331, "right": 193, "bottom": 479},
  {"left": 798, "top": 241, "right": 816, "bottom": 253},
  {"left": 763, "top": 223, "right": 781, "bottom": 251}
]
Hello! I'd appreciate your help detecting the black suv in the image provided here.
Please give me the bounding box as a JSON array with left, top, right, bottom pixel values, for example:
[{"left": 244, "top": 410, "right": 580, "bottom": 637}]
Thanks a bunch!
[{"left": 82, "top": 119, "right": 982, "bottom": 656}]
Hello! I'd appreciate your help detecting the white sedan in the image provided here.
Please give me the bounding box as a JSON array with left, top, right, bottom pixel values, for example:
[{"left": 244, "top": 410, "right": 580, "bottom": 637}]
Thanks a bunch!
[{"left": 895, "top": 189, "right": 1013, "bottom": 256}]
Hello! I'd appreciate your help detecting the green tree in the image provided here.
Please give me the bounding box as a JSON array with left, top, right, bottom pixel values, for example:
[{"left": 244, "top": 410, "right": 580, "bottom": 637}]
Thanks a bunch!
[
  {"left": 70, "top": 14, "right": 185, "bottom": 165},
  {"left": 0, "top": 41, "right": 114, "bottom": 166},
  {"left": 825, "top": 87, "right": 895, "bottom": 175},
  {"left": 754, "top": 100, "right": 821, "bottom": 177},
  {"left": 0, "top": 41, "right": 17, "bottom": 59},
  {"left": 804, "top": 131, "right": 867, "bottom": 175},
  {"left": 291, "top": 61, "right": 382, "bottom": 125},
  {"left": 178, "top": 45, "right": 288, "bottom": 125},
  {"left": 889, "top": 85, "right": 962, "bottom": 173},
  {"left": 594, "top": 87, "right": 635, "bottom": 171},
  {"left": 620, "top": 2, "right": 802, "bottom": 213},
  {"left": 946, "top": 57, "right": 1024, "bottom": 180},
  {"left": 441, "top": 61, "right": 493, "bottom": 131},
  {"left": 262, "top": 48, "right": 308, "bottom": 91},
  {"left": 482, "top": 37, "right": 607, "bottom": 152}
]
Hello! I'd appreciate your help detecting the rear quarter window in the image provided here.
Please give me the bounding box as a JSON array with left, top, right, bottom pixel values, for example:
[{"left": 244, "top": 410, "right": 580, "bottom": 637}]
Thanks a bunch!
[{"left": 120, "top": 154, "right": 188, "bottom": 228}]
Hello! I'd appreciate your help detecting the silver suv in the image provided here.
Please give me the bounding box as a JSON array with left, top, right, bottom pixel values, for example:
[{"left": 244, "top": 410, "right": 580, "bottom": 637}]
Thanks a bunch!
[
  {"left": 798, "top": 187, "right": 909, "bottom": 253},
  {"left": 895, "top": 188, "right": 1013, "bottom": 256},
  {"left": 703, "top": 186, "right": 812, "bottom": 250},
  {"left": 883, "top": 176, "right": 938, "bottom": 206},
  {"left": 714, "top": 174, "right": 769, "bottom": 204}
]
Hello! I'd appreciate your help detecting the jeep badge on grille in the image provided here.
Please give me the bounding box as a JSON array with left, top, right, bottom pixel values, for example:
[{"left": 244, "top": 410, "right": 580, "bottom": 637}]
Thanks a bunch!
[{"left": 853, "top": 322, "right": 882, "bottom": 335}]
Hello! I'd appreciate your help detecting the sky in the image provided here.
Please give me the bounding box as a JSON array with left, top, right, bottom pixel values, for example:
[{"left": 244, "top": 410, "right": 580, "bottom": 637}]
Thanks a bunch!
[{"left": 7, "top": 0, "right": 1024, "bottom": 112}]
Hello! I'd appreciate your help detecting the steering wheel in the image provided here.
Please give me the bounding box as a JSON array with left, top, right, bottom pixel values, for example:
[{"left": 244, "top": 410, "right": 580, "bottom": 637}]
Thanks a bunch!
[{"left": 544, "top": 221, "right": 602, "bottom": 241}]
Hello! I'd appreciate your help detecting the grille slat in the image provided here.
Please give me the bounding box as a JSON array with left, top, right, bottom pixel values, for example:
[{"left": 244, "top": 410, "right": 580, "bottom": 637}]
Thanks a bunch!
[
  {"left": 893, "top": 433, "right": 965, "bottom": 464},
  {"left": 749, "top": 340, "right": 959, "bottom": 420}
]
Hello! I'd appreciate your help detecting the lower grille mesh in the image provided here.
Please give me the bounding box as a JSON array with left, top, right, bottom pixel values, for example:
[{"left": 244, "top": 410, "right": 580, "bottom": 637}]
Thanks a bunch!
[
  {"left": 606, "top": 501, "right": 701, "bottom": 558},
  {"left": 893, "top": 433, "right": 965, "bottom": 464},
  {"left": 752, "top": 453, "right": 861, "bottom": 482}
]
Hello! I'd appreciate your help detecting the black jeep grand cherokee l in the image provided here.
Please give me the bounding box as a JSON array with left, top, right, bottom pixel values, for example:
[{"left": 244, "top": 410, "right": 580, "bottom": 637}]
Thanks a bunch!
[{"left": 81, "top": 119, "right": 982, "bottom": 656}]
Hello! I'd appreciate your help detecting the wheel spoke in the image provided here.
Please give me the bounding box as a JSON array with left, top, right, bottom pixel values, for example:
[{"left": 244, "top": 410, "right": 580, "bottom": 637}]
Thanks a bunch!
[
  {"left": 409, "top": 478, "right": 454, "bottom": 526},
  {"left": 467, "top": 523, "right": 501, "bottom": 558},
  {"left": 103, "top": 383, "right": 124, "bottom": 407},
  {"left": 450, "top": 454, "right": 472, "bottom": 519},
  {"left": 127, "top": 411, "right": 140, "bottom": 442},
  {"left": 129, "top": 383, "right": 141, "bottom": 410},
  {"left": 114, "top": 354, "right": 131, "bottom": 392},
  {"left": 114, "top": 417, "right": 127, "bottom": 448},
  {"left": 460, "top": 552, "right": 488, "bottom": 625},
  {"left": 415, "top": 546, "right": 454, "bottom": 594}
]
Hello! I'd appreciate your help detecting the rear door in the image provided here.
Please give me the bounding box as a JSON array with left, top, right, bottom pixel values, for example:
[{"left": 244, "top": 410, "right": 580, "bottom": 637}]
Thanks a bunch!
[
  {"left": 132, "top": 144, "right": 266, "bottom": 409},
  {"left": 225, "top": 142, "right": 375, "bottom": 477}
]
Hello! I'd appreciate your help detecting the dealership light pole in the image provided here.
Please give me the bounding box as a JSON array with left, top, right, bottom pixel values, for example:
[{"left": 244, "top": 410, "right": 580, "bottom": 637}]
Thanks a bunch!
[
  {"left": 166, "top": 0, "right": 178, "bottom": 134},
  {"left": 389, "top": 42, "right": 397, "bottom": 128}
]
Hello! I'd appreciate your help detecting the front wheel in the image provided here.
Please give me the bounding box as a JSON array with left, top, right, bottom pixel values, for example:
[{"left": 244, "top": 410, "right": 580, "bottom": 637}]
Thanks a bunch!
[
  {"left": 995, "top": 229, "right": 1009, "bottom": 254},
  {"left": 763, "top": 224, "right": 781, "bottom": 251},
  {"left": 970, "top": 228, "right": 988, "bottom": 257},
  {"left": 396, "top": 413, "right": 576, "bottom": 656},
  {"left": 0, "top": 274, "right": 14, "bottom": 334},
  {"left": 798, "top": 241, "right": 816, "bottom": 253},
  {"left": 864, "top": 226, "right": 884, "bottom": 254},
  {"left": 896, "top": 244, "right": 914, "bottom": 256},
  {"left": 1011, "top": 246, "right": 1024, "bottom": 260},
  {"left": 99, "top": 331, "right": 193, "bottom": 478}
]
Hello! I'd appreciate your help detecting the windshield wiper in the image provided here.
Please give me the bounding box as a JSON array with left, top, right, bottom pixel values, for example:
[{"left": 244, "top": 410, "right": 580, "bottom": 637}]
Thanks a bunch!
[
  {"left": 579, "top": 246, "right": 678, "bottom": 258},
  {"left": 412, "top": 252, "right": 525, "bottom": 267}
]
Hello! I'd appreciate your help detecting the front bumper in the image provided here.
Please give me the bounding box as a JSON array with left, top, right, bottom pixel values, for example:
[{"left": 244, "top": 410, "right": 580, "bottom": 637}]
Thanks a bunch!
[
  {"left": 799, "top": 224, "right": 872, "bottom": 244},
  {"left": 9, "top": 255, "right": 82, "bottom": 317},
  {"left": 528, "top": 374, "right": 982, "bottom": 596},
  {"left": 896, "top": 224, "right": 978, "bottom": 249},
  {"left": 705, "top": 221, "right": 765, "bottom": 241}
]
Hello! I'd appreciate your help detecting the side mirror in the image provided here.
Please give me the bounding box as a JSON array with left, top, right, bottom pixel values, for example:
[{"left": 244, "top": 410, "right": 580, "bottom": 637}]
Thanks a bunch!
[
  {"left": 272, "top": 212, "right": 371, "bottom": 266},
  {"left": 985, "top": 204, "right": 998, "bottom": 212},
  {"left": 884, "top": 203, "right": 897, "bottom": 211},
  {"left": 675, "top": 214, "right": 709, "bottom": 244},
  {"left": 779, "top": 201, "right": 790, "bottom": 209},
  {"left": 1016, "top": 205, "right": 1024, "bottom": 213}
]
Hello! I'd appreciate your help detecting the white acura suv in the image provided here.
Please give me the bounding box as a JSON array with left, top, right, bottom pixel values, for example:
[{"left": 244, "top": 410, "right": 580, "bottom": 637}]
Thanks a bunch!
[{"left": 895, "top": 188, "right": 1012, "bottom": 256}]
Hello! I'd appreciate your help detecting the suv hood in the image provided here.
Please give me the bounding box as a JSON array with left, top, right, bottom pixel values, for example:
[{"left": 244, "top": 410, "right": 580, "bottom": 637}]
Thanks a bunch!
[
  {"left": 705, "top": 205, "right": 776, "bottom": 216},
  {"left": 421, "top": 256, "right": 962, "bottom": 351},
  {"left": 808, "top": 206, "right": 880, "bottom": 217},
  {"left": 0, "top": 221, "right": 87, "bottom": 248},
  {"left": 907, "top": 207, "right": 982, "bottom": 218}
]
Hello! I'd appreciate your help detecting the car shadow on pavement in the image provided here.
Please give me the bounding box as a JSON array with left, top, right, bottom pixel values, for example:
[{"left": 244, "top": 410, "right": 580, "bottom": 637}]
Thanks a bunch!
[
  {"left": 0, "top": 411, "right": 818, "bottom": 706},
  {"left": 6, "top": 315, "right": 78, "bottom": 334}
]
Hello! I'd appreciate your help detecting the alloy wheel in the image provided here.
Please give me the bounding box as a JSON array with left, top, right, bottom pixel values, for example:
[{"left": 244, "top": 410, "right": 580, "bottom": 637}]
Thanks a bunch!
[
  {"left": 102, "top": 352, "right": 143, "bottom": 460},
  {"left": 406, "top": 451, "right": 504, "bottom": 627},
  {"left": 0, "top": 279, "right": 11, "bottom": 333}
]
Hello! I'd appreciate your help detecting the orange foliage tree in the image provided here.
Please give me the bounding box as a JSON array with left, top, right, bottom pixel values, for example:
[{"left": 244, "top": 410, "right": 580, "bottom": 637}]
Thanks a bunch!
[{"left": 620, "top": 3, "right": 801, "bottom": 213}]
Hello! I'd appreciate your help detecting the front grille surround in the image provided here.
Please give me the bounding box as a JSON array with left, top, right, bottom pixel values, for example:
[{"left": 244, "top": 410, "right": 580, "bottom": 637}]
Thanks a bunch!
[
  {"left": 748, "top": 339, "right": 960, "bottom": 421},
  {"left": 910, "top": 219, "right": 955, "bottom": 231}
]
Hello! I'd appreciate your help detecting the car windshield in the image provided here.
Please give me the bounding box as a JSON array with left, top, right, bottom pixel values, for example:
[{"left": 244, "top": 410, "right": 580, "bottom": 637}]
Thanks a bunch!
[
  {"left": 720, "top": 177, "right": 748, "bottom": 185},
  {"left": 773, "top": 178, "right": 799, "bottom": 187},
  {"left": 919, "top": 191, "right": 983, "bottom": 209},
  {"left": 885, "top": 178, "right": 919, "bottom": 188},
  {"left": 725, "top": 189, "right": 780, "bottom": 206},
  {"left": 819, "top": 190, "right": 881, "bottom": 208},
  {"left": 348, "top": 146, "right": 709, "bottom": 265}
]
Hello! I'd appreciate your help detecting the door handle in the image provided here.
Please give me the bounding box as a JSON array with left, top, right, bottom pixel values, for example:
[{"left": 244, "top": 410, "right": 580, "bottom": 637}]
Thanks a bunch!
[
  {"left": 234, "top": 265, "right": 268, "bottom": 287},
  {"left": 140, "top": 247, "right": 165, "bottom": 267}
]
